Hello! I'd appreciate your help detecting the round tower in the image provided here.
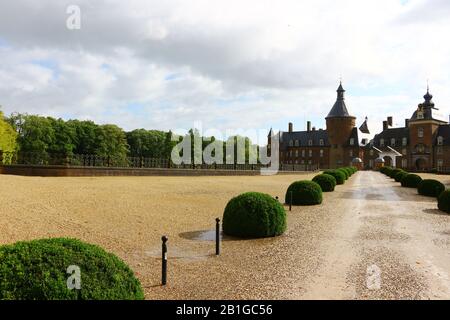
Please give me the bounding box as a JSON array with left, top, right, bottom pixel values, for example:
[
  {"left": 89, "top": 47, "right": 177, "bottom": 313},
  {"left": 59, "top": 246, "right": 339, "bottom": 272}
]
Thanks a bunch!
[{"left": 326, "top": 82, "right": 356, "bottom": 168}]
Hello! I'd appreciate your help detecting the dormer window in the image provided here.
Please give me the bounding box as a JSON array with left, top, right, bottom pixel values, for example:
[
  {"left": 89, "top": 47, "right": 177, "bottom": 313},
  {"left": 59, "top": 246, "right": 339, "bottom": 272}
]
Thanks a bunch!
[
  {"left": 391, "top": 138, "right": 396, "bottom": 146},
  {"left": 350, "top": 138, "right": 355, "bottom": 146},
  {"left": 289, "top": 140, "right": 293, "bottom": 147},
  {"left": 295, "top": 140, "right": 299, "bottom": 147},
  {"left": 438, "top": 136, "right": 444, "bottom": 146},
  {"left": 402, "top": 137, "right": 407, "bottom": 146},
  {"left": 308, "top": 140, "right": 313, "bottom": 146},
  {"left": 417, "top": 111, "right": 424, "bottom": 119},
  {"left": 319, "top": 139, "right": 324, "bottom": 146},
  {"left": 380, "top": 139, "right": 385, "bottom": 147}
]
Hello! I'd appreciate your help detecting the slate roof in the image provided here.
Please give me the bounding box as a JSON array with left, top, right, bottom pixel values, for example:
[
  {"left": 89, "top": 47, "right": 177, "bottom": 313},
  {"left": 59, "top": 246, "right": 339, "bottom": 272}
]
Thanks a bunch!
[
  {"left": 371, "top": 127, "right": 409, "bottom": 149},
  {"left": 326, "top": 82, "right": 354, "bottom": 118},
  {"left": 280, "top": 130, "right": 329, "bottom": 151},
  {"left": 435, "top": 125, "right": 450, "bottom": 146}
]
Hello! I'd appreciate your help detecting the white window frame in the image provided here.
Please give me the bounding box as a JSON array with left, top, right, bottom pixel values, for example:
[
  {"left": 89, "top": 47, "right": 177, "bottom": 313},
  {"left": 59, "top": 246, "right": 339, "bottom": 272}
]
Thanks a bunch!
[{"left": 418, "top": 128, "right": 424, "bottom": 138}]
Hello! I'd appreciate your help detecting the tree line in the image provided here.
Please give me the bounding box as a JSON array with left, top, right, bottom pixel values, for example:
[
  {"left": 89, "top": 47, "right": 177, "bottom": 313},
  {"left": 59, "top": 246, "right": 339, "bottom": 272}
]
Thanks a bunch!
[{"left": 1, "top": 112, "right": 260, "bottom": 164}]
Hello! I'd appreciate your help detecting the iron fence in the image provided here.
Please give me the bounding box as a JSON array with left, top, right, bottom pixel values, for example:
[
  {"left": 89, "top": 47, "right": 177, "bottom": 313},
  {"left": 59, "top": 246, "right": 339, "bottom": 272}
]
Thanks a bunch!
[{"left": 0, "top": 151, "right": 319, "bottom": 172}]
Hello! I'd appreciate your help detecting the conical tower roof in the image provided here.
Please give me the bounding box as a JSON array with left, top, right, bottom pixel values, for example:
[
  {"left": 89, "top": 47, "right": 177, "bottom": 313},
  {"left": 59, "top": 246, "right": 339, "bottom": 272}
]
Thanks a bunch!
[{"left": 326, "top": 82, "right": 354, "bottom": 119}]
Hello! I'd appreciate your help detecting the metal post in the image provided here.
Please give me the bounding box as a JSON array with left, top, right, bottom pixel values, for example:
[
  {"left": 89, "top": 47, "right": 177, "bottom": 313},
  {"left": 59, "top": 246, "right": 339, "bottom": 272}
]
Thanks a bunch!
[
  {"left": 161, "top": 236, "right": 168, "bottom": 285},
  {"left": 216, "top": 218, "right": 221, "bottom": 256},
  {"left": 289, "top": 191, "right": 293, "bottom": 211}
]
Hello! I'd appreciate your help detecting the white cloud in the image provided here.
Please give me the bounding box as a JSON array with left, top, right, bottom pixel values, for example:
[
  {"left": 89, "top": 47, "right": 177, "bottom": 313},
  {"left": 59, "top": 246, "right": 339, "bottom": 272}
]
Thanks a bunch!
[{"left": 0, "top": 0, "right": 449, "bottom": 140}]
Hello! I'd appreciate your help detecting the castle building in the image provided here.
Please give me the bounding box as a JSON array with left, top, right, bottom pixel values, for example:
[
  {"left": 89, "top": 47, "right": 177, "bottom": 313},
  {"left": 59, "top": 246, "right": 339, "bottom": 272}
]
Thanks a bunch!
[{"left": 270, "top": 83, "right": 450, "bottom": 172}]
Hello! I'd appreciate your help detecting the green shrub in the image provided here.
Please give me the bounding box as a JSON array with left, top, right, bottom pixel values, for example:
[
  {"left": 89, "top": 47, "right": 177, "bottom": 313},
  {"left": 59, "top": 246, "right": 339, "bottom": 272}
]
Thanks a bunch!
[
  {"left": 342, "top": 167, "right": 352, "bottom": 177},
  {"left": 389, "top": 168, "right": 404, "bottom": 179},
  {"left": 223, "top": 192, "right": 286, "bottom": 238},
  {"left": 337, "top": 168, "right": 349, "bottom": 180},
  {"left": 401, "top": 174, "right": 423, "bottom": 188},
  {"left": 323, "top": 170, "right": 346, "bottom": 185},
  {"left": 418, "top": 179, "right": 445, "bottom": 198},
  {"left": 438, "top": 190, "right": 450, "bottom": 214},
  {"left": 312, "top": 174, "right": 337, "bottom": 192},
  {"left": 383, "top": 167, "right": 393, "bottom": 176},
  {"left": 395, "top": 171, "right": 408, "bottom": 183},
  {"left": 0, "top": 238, "right": 144, "bottom": 300},
  {"left": 285, "top": 181, "right": 323, "bottom": 206}
]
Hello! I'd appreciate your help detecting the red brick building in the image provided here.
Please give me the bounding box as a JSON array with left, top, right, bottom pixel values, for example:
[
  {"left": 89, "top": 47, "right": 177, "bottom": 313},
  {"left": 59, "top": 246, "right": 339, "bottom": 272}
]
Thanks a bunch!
[{"left": 270, "top": 83, "right": 449, "bottom": 172}]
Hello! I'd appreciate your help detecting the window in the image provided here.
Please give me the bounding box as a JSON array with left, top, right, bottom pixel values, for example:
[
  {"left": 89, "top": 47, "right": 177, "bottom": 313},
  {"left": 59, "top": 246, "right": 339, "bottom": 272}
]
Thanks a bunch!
[
  {"left": 308, "top": 139, "right": 313, "bottom": 146},
  {"left": 391, "top": 138, "right": 396, "bottom": 146},
  {"left": 295, "top": 140, "right": 299, "bottom": 147},
  {"left": 319, "top": 139, "right": 324, "bottom": 146},
  {"left": 309, "top": 150, "right": 313, "bottom": 157},
  {"left": 349, "top": 150, "right": 353, "bottom": 157},
  {"left": 418, "top": 128, "right": 424, "bottom": 138},
  {"left": 402, "top": 137, "right": 407, "bottom": 146},
  {"left": 438, "top": 136, "right": 444, "bottom": 146},
  {"left": 320, "top": 150, "right": 324, "bottom": 158},
  {"left": 380, "top": 139, "right": 384, "bottom": 147},
  {"left": 438, "top": 159, "right": 443, "bottom": 169},
  {"left": 402, "top": 159, "right": 407, "bottom": 168},
  {"left": 308, "top": 160, "right": 312, "bottom": 165},
  {"left": 289, "top": 140, "right": 293, "bottom": 147},
  {"left": 295, "top": 150, "right": 299, "bottom": 157},
  {"left": 416, "top": 144, "right": 425, "bottom": 153},
  {"left": 437, "top": 146, "right": 443, "bottom": 155},
  {"left": 417, "top": 111, "right": 424, "bottom": 119},
  {"left": 350, "top": 138, "right": 355, "bottom": 146},
  {"left": 302, "top": 150, "right": 305, "bottom": 158},
  {"left": 370, "top": 150, "right": 374, "bottom": 156}
]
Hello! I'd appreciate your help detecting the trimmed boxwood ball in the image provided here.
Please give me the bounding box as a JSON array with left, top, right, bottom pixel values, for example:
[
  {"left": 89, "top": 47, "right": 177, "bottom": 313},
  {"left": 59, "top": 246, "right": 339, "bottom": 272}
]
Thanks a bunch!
[
  {"left": 337, "top": 168, "right": 349, "bottom": 180},
  {"left": 342, "top": 167, "right": 352, "bottom": 177},
  {"left": 0, "top": 238, "right": 144, "bottom": 300},
  {"left": 395, "top": 171, "right": 408, "bottom": 183},
  {"left": 324, "top": 170, "right": 346, "bottom": 185},
  {"left": 312, "top": 174, "right": 337, "bottom": 192},
  {"left": 389, "top": 168, "right": 403, "bottom": 179},
  {"left": 401, "top": 174, "right": 423, "bottom": 188},
  {"left": 383, "top": 167, "right": 393, "bottom": 176},
  {"left": 285, "top": 180, "right": 323, "bottom": 206},
  {"left": 418, "top": 179, "right": 445, "bottom": 198},
  {"left": 438, "top": 189, "right": 450, "bottom": 213},
  {"left": 223, "top": 192, "right": 286, "bottom": 238}
]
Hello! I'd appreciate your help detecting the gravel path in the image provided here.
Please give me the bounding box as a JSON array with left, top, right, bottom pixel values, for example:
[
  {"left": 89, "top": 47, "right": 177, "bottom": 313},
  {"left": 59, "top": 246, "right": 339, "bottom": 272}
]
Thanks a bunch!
[{"left": 0, "top": 171, "right": 449, "bottom": 299}]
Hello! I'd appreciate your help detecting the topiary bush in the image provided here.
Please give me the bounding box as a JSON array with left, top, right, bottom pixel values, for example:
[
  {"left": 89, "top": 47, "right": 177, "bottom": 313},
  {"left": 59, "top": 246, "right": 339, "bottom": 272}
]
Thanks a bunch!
[
  {"left": 312, "top": 174, "right": 337, "bottom": 192},
  {"left": 0, "top": 238, "right": 144, "bottom": 300},
  {"left": 438, "top": 189, "right": 450, "bottom": 214},
  {"left": 223, "top": 192, "right": 286, "bottom": 238},
  {"left": 395, "top": 171, "right": 408, "bottom": 183},
  {"left": 418, "top": 179, "right": 445, "bottom": 198},
  {"left": 401, "top": 174, "right": 423, "bottom": 188},
  {"left": 383, "top": 167, "right": 393, "bottom": 177},
  {"left": 285, "top": 180, "right": 323, "bottom": 206},
  {"left": 342, "top": 167, "right": 352, "bottom": 177},
  {"left": 324, "top": 170, "right": 346, "bottom": 185},
  {"left": 389, "top": 168, "right": 404, "bottom": 179},
  {"left": 337, "top": 168, "right": 349, "bottom": 180}
]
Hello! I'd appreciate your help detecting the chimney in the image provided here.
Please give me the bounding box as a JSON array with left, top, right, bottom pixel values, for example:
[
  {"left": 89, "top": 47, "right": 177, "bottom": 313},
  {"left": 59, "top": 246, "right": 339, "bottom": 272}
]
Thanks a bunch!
[
  {"left": 312, "top": 127, "right": 316, "bottom": 131},
  {"left": 405, "top": 119, "right": 410, "bottom": 127},
  {"left": 307, "top": 121, "right": 311, "bottom": 132},
  {"left": 387, "top": 116, "right": 393, "bottom": 127},
  {"left": 288, "top": 122, "right": 293, "bottom": 133},
  {"left": 383, "top": 121, "right": 388, "bottom": 131}
]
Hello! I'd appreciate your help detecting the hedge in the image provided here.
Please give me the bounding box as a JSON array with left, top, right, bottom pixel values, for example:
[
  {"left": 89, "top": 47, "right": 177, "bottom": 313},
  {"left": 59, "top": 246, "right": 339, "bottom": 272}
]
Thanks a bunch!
[
  {"left": 0, "top": 238, "right": 144, "bottom": 300},
  {"left": 417, "top": 179, "right": 445, "bottom": 198},
  {"left": 285, "top": 181, "right": 323, "bottom": 206},
  {"left": 223, "top": 192, "right": 286, "bottom": 238},
  {"left": 312, "top": 174, "right": 337, "bottom": 192},
  {"left": 389, "top": 168, "right": 404, "bottom": 179},
  {"left": 395, "top": 171, "right": 408, "bottom": 183}
]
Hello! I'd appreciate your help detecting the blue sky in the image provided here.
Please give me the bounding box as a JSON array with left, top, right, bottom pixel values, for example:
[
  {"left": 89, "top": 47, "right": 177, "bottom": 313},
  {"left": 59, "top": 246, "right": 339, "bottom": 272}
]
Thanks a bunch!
[{"left": 0, "top": 0, "right": 449, "bottom": 143}]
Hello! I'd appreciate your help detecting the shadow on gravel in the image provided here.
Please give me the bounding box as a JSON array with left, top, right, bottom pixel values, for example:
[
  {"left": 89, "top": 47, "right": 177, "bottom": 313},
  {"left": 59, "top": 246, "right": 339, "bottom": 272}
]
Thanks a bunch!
[{"left": 423, "top": 208, "right": 450, "bottom": 216}]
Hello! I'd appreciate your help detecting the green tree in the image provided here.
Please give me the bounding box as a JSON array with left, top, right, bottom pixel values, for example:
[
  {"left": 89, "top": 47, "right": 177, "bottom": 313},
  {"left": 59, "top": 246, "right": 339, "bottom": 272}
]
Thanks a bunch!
[
  {"left": 0, "top": 110, "right": 18, "bottom": 164},
  {"left": 95, "top": 124, "right": 129, "bottom": 164}
]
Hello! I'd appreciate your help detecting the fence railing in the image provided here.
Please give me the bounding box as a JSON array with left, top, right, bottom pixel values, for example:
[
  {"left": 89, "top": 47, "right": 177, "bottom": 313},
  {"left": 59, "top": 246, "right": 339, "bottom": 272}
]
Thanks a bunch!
[{"left": 0, "top": 152, "right": 319, "bottom": 172}]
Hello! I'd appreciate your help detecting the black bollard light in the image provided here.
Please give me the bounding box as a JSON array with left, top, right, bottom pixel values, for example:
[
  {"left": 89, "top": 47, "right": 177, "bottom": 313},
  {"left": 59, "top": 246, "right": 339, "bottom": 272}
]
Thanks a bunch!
[
  {"left": 161, "top": 236, "right": 168, "bottom": 285},
  {"left": 215, "top": 218, "right": 221, "bottom": 256},
  {"left": 289, "top": 191, "right": 293, "bottom": 211}
]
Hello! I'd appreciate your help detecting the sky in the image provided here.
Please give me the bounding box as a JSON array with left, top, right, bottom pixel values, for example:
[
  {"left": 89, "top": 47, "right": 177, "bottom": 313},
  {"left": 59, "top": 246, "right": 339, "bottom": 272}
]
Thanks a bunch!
[{"left": 0, "top": 0, "right": 450, "bottom": 142}]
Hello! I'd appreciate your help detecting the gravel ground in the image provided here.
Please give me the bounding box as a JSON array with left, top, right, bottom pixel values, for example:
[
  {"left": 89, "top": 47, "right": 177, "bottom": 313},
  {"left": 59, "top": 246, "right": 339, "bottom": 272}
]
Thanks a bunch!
[{"left": 0, "top": 171, "right": 449, "bottom": 300}]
